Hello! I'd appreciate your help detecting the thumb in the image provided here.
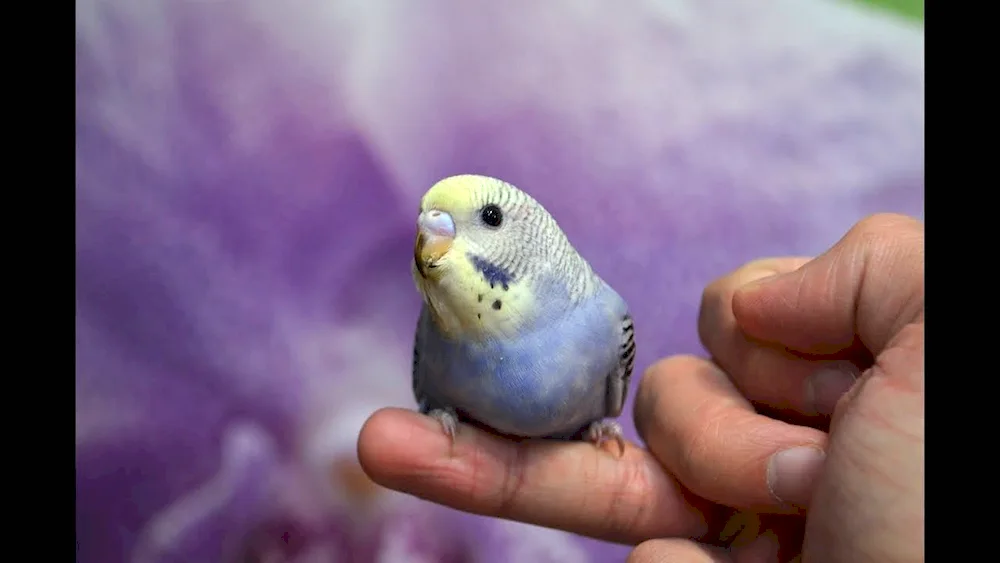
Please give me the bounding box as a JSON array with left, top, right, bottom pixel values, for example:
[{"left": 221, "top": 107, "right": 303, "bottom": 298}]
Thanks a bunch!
[{"left": 732, "top": 214, "right": 924, "bottom": 356}]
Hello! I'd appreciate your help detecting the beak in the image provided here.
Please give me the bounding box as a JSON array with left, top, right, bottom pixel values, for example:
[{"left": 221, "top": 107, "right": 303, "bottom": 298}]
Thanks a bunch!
[{"left": 414, "top": 210, "right": 456, "bottom": 277}]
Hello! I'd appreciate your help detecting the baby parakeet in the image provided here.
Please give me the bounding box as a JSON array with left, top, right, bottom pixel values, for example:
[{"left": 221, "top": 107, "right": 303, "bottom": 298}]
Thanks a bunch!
[{"left": 410, "top": 174, "right": 635, "bottom": 454}]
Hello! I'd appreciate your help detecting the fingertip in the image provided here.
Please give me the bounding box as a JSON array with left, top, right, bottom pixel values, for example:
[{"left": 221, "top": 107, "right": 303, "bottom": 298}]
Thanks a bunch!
[
  {"left": 730, "top": 277, "right": 763, "bottom": 319},
  {"left": 731, "top": 266, "right": 809, "bottom": 341},
  {"left": 355, "top": 407, "right": 399, "bottom": 481},
  {"left": 730, "top": 257, "right": 808, "bottom": 305},
  {"left": 357, "top": 407, "right": 445, "bottom": 484},
  {"left": 730, "top": 281, "right": 773, "bottom": 338},
  {"left": 701, "top": 257, "right": 812, "bottom": 351}
]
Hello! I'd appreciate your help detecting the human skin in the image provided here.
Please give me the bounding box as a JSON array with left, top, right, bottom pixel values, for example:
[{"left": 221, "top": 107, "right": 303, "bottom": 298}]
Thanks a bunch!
[{"left": 358, "top": 213, "right": 925, "bottom": 562}]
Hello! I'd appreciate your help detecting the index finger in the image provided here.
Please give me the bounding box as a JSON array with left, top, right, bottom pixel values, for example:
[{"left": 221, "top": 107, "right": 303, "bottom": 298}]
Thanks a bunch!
[{"left": 357, "top": 408, "right": 710, "bottom": 545}]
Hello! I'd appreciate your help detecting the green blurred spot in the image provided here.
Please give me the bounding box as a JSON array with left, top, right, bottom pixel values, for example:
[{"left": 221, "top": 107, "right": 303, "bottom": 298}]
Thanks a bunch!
[{"left": 852, "top": 0, "right": 924, "bottom": 21}]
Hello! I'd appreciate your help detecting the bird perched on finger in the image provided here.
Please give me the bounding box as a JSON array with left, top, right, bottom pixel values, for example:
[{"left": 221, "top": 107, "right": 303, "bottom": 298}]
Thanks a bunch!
[{"left": 410, "top": 174, "right": 635, "bottom": 455}]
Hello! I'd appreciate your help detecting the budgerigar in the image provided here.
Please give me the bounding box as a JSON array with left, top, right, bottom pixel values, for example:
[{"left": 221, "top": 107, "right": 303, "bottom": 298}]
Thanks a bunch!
[{"left": 410, "top": 174, "right": 635, "bottom": 454}]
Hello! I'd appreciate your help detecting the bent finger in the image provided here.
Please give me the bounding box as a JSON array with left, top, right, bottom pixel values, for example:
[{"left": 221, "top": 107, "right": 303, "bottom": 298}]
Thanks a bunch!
[
  {"left": 699, "top": 257, "right": 863, "bottom": 417},
  {"left": 733, "top": 213, "right": 924, "bottom": 355},
  {"left": 357, "top": 407, "right": 710, "bottom": 545},
  {"left": 634, "top": 356, "right": 828, "bottom": 511}
]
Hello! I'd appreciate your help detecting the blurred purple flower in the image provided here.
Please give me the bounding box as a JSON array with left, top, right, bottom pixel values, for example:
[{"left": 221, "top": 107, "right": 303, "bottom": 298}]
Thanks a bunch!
[{"left": 75, "top": 1, "right": 923, "bottom": 562}]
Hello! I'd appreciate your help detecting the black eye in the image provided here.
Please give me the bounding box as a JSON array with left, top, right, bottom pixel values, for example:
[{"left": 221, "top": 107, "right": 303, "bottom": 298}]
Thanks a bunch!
[{"left": 480, "top": 204, "right": 503, "bottom": 227}]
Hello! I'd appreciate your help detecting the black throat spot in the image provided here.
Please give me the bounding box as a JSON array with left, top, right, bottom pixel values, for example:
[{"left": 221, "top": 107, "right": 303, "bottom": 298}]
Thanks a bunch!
[{"left": 469, "top": 254, "right": 514, "bottom": 291}]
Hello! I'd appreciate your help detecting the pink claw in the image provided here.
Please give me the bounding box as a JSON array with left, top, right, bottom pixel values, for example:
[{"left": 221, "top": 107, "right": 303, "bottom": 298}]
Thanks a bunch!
[{"left": 429, "top": 408, "right": 459, "bottom": 442}]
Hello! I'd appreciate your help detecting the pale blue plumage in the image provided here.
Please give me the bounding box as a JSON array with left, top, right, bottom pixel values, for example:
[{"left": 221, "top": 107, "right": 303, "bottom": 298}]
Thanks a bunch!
[{"left": 414, "top": 280, "right": 630, "bottom": 438}]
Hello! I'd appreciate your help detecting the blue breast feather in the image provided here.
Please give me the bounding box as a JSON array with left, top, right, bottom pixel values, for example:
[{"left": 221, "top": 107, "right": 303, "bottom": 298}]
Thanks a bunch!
[{"left": 416, "top": 282, "right": 627, "bottom": 438}]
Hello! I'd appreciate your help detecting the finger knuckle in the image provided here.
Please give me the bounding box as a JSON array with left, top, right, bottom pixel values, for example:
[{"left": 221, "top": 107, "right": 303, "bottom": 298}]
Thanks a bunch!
[
  {"left": 738, "top": 257, "right": 786, "bottom": 275},
  {"left": 851, "top": 213, "right": 922, "bottom": 242},
  {"left": 495, "top": 445, "right": 527, "bottom": 516},
  {"left": 848, "top": 214, "right": 924, "bottom": 338},
  {"left": 604, "top": 459, "right": 657, "bottom": 539}
]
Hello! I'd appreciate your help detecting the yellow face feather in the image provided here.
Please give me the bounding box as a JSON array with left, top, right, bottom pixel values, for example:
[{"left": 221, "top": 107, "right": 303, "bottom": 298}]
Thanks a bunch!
[
  {"left": 419, "top": 174, "right": 488, "bottom": 217},
  {"left": 414, "top": 244, "right": 536, "bottom": 341},
  {"left": 413, "top": 175, "right": 538, "bottom": 341}
]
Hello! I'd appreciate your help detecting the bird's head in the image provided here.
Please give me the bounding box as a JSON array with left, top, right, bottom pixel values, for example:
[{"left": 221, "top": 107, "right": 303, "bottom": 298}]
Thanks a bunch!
[{"left": 411, "top": 174, "right": 562, "bottom": 338}]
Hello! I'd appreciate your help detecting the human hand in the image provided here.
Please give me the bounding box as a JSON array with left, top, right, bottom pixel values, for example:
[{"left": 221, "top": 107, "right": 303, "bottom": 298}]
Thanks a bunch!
[
  {"left": 357, "top": 213, "right": 924, "bottom": 562},
  {"left": 629, "top": 212, "right": 924, "bottom": 562}
]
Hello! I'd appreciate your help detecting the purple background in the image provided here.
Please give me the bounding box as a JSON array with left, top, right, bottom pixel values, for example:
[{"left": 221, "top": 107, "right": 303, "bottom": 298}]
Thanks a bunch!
[{"left": 75, "top": 1, "right": 924, "bottom": 562}]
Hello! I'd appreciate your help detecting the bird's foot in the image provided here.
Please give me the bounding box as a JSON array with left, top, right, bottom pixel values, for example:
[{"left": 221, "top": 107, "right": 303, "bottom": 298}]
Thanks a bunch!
[
  {"left": 585, "top": 420, "right": 626, "bottom": 457},
  {"left": 428, "top": 408, "right": 459, "bottom": 442}
]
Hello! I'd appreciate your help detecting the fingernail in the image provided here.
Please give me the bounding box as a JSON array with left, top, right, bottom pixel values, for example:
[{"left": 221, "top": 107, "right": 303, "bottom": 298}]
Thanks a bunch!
[
  {"left": 767, "top": 446, "right": 825, "bottom": 507},
  {"left": 806, "top": 363, "right": 859, "bottom": 416}
]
